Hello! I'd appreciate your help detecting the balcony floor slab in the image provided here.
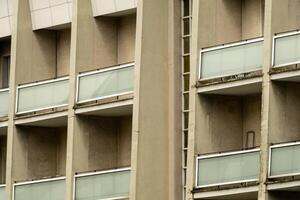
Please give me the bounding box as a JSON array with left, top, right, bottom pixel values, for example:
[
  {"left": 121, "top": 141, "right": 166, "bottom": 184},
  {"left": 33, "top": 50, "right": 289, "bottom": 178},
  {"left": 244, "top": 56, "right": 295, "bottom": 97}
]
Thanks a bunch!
[
  {"left": 193, "top": 185, "right": 258, "bottom": 200},
  {"left": 197, "top": 77, "right": 262, "bottom": 96}
]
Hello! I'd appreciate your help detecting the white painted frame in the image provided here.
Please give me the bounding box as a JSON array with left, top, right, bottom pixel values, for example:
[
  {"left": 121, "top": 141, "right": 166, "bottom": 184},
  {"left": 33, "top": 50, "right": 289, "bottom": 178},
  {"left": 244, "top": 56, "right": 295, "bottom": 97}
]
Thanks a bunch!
[
  {"left": 13, "top": 176, "right": 66, "bottom": 200},
  {"left": 268, "top": 141, "right": 300, "bottom": 179},
  {"left": 15, "top": 77, "right": 69, "bottom": 115},
  {"left": 195, "top": 148, "right": 260, "bottom": 188},
  {"left": 272, "top": 30, "right": 300, "bottom": 68},
  {"left": 76, "top": 63, "right": 134, "bottom": 104},
  {"left": 198, "top": 38, "right": 264, "bottom": 81},
  {"left": 73, "top": 167, "right": 131, "bottom": 200}
]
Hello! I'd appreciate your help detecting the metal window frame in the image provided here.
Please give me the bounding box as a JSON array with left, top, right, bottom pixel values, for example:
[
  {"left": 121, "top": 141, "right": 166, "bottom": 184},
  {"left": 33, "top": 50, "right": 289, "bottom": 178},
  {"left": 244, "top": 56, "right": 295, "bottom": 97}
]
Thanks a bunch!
[
  {"left": 198, "top": 37, "right": 264, "bottom": 80},
  {"left": 73, "top": 167, "right": 131, "bottom": 200},
  {"left": 15, "top": 76, "right": 69, "bottom": 115},
  {"left": 272, "top": 30, "right": 300, "bottom": 68},
  {"left": 268, "top": 141, "right": 300, "bottom": 179},
  {"left": 195, "top": 148, "right": 260, "bottom": 188},
  {"left": 13, "top": 176, "right": 66, "bottom": 200},
  {"left": 76, "top": 63, "right": 135, "bottom": 104}
]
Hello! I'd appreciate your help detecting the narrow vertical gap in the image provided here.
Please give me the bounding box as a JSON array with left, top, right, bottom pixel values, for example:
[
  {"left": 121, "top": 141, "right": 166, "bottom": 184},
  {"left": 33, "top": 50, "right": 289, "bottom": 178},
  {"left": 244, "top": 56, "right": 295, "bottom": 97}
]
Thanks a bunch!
[{"left": 55, "top": 31, "right": 58, "bottom": 78}]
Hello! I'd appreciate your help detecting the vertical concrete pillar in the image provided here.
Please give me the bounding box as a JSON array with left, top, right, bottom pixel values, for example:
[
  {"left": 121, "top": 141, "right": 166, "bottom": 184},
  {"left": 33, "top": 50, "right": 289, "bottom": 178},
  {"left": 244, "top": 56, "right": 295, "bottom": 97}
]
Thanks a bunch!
[
  {"left": 258, "top": 0, "right": 272, "bottom": 199},
  {"left": 130, "top": 0, "right": 173, "bottom": 199}
]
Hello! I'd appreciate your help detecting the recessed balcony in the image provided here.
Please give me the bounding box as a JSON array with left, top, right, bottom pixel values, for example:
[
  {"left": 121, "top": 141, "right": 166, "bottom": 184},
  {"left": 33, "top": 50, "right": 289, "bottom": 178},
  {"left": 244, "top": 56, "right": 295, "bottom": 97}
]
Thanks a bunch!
[
  {"left": 196, "top": 149, "right": 260, "bottom": 189},
  {"left": 271, "top": 30, "right": 300, "bottom": 81},
  {"left": 0, "top": 0, "right": 13, "bottom": 38},
  {"left": 0, "top": 89, "right": 9, "bottom": 118},
  {"left": 91, "top": 0, "right": 137, "bottom": 17},
  {"left": 269, "top": 141, "right": 300, "bottom": 179},
  {"left": 14, "top": 177, "right": 65, "bottom": 200},
  {"left": 16, "top": 77, "right": 69, "bottom": 115},
  {"left": 198, "top": 38, "right": 263, "bottom": 95},
  {"left": 74, "top": 168, "right": 130, "bottom": 200},
  {"left": 29, "top": 0, "right": 72, "bottom": 30},
  {"left": 0, "top": 185, "right": 4, "bottom": 199}
]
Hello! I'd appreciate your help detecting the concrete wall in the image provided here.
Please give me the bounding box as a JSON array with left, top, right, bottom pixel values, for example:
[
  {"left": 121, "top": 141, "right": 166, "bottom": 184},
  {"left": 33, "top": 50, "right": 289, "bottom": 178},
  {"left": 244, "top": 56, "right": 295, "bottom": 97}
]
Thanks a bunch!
[
  {"left": 195, "top": 94, "right": 261, "bottom": 154},
  {"left": 0, "top": 40, "right": 11, "bottom": 88},
  {"left": 0, "top": 135, "right": 6, "bottom": 184},
  {"left": 56, "top": 29, "right": 71, "bottom": 77},
  {"left": 72, "top": 115, "right": 132, "bottom": 173},
  {"left": 13, "top": 126, "right": 67, "bottom": 181},
  {"left": 198, "top": 0, "right": 264, "bottom": 48},
  {"left": 76, "top": 13, "right": 136, "bottom": 73},
  {"left": 269, "top": 82, "right": 300, "bottom": 144},
  {"left": 271, "top": 0, "right": 300, "bottom": 33}
]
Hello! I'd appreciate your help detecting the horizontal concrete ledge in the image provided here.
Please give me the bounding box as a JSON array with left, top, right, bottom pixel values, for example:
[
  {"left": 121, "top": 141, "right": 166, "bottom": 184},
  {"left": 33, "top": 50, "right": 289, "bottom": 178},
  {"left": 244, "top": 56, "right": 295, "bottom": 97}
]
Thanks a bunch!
[
  {"left": 197, "top": 77, "right": 262, "bottom": 95},
  {"left": 193, "top": 185, "right": 259, "bottom": 199},
  {"left": 271, "top": 70, "right": 300, "bottom": 82},
  {"left": 268, "top": 180, "right": 300, "bottom": 191},
  {"left": 0, "top": 121, "right": 8, "bottom": 128},
  {"left": 14, "top": 111, "right": 68, "bottom": 127},
  {"left": 75, "top": 99, "right": 133, "bottom": 116}
]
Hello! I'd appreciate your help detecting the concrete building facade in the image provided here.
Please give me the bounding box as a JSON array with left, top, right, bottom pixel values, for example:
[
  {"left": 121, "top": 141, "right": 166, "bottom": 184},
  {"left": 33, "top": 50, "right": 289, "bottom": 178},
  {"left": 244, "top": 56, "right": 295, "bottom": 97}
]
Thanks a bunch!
[{"left": 0, "top": 0, "right": 300, "bottom": 200}]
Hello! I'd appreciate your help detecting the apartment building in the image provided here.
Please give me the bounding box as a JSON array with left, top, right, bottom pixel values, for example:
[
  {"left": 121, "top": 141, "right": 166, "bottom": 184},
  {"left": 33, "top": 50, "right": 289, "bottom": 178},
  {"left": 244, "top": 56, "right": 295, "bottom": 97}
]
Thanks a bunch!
[{"left": 1, "top": 0, "right": 300, "bottom": 200}]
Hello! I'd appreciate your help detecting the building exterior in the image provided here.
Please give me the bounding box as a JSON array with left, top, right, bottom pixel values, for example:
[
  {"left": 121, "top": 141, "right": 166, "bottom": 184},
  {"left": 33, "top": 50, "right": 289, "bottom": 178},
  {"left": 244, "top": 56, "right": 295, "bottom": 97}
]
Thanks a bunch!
[{"left": 0, "top": 0, "right": 300, "bottom": 200}]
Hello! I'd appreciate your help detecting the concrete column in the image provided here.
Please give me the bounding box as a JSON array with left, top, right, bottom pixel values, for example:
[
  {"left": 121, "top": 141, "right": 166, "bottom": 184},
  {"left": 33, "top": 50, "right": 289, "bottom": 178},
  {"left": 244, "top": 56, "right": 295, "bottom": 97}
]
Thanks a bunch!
[
  {"left": 258, "top": 0, "right": 273, "bottom": 199},
  {"left": 185, "top": 0, "right": 200, "bottom": 199},
  {"left": 130, "top": 0, "right": 173, "bottom": 199}
]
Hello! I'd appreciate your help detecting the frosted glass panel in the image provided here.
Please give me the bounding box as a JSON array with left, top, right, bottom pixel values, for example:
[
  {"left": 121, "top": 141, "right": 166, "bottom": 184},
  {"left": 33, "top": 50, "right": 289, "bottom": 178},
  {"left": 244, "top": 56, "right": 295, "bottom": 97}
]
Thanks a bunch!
[
  {"left": 0, "top": 90, "right": 9, "bottom": 117},
  {"left": 75, "top": 170, "right": 130, "bottom": 200},
  {"left": 274, "top": 34, "right": 300, "bottom": 66},
  {"left": 17, "top": 79, "right": 69, "bottom": 113},
  {"left": 0, "top": 186, "right": 5, "bottom": 200},
  {"left": 78, "top": 65, "right": 134, "bottom": 103},
  {"left": 197, "top": 151, "right": 259, "bottom": 187},
  {"left": 14, "top": 179, "right": 65, "bottom": 200},
  {"left": 270, "top": 144, "right": 300, "bottom": 177},
  {"left": 201, "top": 40, "right": 263, "bottom": 79}
]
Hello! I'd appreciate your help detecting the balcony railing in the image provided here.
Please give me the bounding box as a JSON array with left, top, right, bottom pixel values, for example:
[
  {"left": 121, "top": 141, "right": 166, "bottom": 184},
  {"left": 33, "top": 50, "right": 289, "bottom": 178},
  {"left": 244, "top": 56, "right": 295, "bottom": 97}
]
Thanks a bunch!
[
  {"left": 74, "top": 168, "right": 130, "bottom": 200},
  {"left": 199, "top": 38, "right": 263, "bottom": 80},
  {"left": 269, "top": 141, "right": 300, "bottom": 178},
  {"left": 273, "top": 31, "right": 300, "bottom": 67},
  {"left": 16, "top": 77, "right": 69, "bottom": 114},
  {"left": 196, "top": 149, "right": 260, "bottom": 188},
  {"left": 14, "top": 177, "right": 65, "bottom": 200},
  {"left": 0, "top": 185, "right": 5, "bottom": 199},
  {"left": 76, "top": 63, "right": 134, "bottom": 104},
  {"left": 0, "top": 89, "right": 9, "bottom": 117}
]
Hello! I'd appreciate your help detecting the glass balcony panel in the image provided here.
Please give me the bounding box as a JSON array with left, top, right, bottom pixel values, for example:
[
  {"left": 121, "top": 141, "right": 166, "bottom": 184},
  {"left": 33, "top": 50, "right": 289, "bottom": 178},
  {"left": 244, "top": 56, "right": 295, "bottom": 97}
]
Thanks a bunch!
[
  {"left": 77, "top": 65, "right": 134, "bottom": 103},
  {"left": 201, "top": 40, "right": 263, "bottom": 79},
  {"left": 197, "top": 150, "right": 259, "bottom": 187},
  {"left": 17, "top": 78, "right": 69, "bottom": 113},
  {"left": 0, "top": 90, "right": 9, "bottom": 117},
  {"left": 270, "top": 144, "right": 300, "bottom": 177},
  {"left": 14, "top": 179, "right": 65, "bottom": 200},
  {"left": 75, "top": 169, "right": 130, "bottom": 200},
  {"left": 274, "top": 33, "right": 300, "bottom": 66},
  {"left": 0, "top": 186, "right": 5, "bottom": 199}
]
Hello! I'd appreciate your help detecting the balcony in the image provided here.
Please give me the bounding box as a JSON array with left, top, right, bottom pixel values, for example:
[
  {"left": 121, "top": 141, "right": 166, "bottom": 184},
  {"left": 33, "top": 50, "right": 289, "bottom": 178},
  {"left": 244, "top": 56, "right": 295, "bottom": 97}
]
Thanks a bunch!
[
  {"left": 269, "top": 142, "right": 300, "bottom": 179},
  {"left": 0, "top": 185, "right": 4, "bottom": 199},
  {"left": 29, "top": 0, "right": 72, "bottom": 30},
  {"left": 76, "top": 63, "right": 134, "bottom": 104},
  {"left": 196, "top": 149, "right": 260, "bottom": 188},
  {"left": 91, "top": 0, "right": 137, "bottom": 17},
  {"left": 14, "top": 177, "right": 65, "bottom": 200},
  {"left": 273, "top": 31, "right": 300, "bottom": 68},
  {"left": 74, "top": 168, "right": 130, "bottom": 200},
  {"left": 0, "top": 0, "right": 13, "bottom": 38},
  {"left": 16, "top": 77, "right": 69, "bottom": 115},
  {"left": 0, "top": 89, "right": 9, "bottom": 117},
  {"left": 199, "top": 38, "right": 263, "bottom": 81}
]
